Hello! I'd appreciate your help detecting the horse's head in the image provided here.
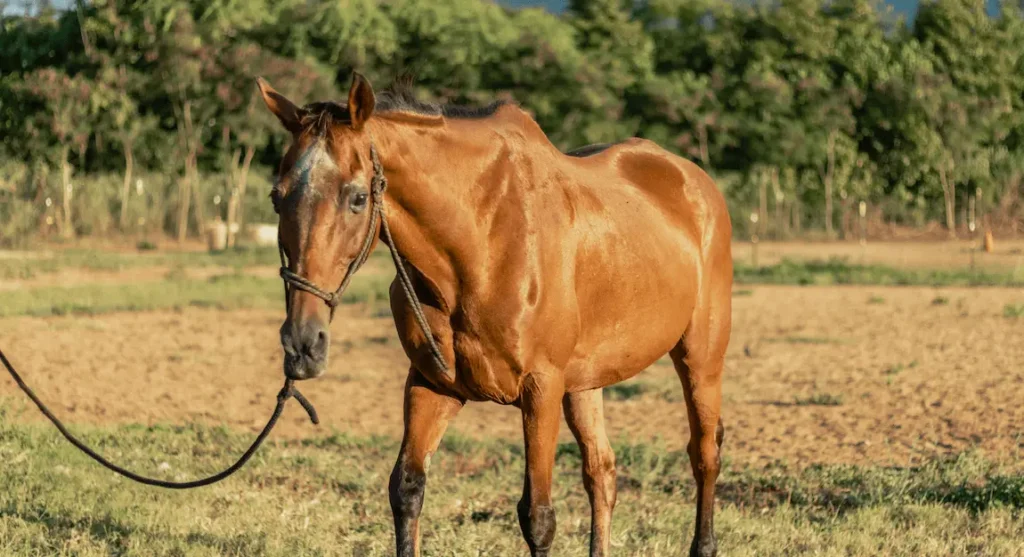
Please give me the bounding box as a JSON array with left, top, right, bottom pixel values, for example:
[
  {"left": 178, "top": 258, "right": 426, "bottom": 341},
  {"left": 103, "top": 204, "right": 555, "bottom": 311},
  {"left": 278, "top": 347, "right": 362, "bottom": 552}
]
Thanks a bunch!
[{"left": 257, "top": 73, "right": 381, "bottom": 380}]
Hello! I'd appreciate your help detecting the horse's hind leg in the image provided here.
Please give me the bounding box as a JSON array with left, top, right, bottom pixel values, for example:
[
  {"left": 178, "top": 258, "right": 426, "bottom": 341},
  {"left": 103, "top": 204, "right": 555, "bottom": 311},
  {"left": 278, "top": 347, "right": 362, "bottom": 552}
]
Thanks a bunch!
[
  {"left": 563, "top": 389, "right": 617, "bottom": 557},
  {"left": 390, "top": 369, "right": 464, "bottom": 557},
  {"left": 670, "top": 266, "right": 731, "bottom": 557}
]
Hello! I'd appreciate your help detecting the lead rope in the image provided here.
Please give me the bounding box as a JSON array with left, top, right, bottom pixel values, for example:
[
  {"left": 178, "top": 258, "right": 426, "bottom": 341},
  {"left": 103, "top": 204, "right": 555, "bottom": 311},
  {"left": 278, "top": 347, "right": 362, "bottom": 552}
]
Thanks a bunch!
[
  {"left": 0, "top": 349, "right": 318, "bottom": 489},
  {"left": 278, "top": 143, "right": 452, "bottom": 380}
]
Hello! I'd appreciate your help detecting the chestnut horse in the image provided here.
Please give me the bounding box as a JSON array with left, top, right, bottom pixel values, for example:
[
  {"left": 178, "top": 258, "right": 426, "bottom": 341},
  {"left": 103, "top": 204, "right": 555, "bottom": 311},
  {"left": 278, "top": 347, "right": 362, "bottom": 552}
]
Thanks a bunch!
[{"left": 257, "top": 73, "right": 732, "bottom": 557}]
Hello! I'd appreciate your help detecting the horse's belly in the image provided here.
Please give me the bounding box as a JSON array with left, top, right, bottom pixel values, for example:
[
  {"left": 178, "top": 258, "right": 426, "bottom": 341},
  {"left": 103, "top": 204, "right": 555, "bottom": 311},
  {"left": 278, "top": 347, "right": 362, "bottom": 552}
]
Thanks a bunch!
[
  {"left": 564, "top": 214, "right": 700, "bottom": 391},
  {"left": 565, "top": 290, "right": 695, "bottom": 392}
]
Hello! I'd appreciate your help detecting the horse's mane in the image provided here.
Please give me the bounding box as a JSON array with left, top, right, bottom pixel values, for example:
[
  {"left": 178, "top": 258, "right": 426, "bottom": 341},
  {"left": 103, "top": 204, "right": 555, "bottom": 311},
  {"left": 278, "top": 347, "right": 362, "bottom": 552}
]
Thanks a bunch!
[{"left": 299, "top": 75, "right": 514, "bottom": 137}]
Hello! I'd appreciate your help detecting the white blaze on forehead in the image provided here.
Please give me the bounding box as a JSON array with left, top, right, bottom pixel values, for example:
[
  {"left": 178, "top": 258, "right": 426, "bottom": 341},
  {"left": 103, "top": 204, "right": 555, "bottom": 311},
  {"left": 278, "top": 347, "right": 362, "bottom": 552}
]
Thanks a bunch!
[{"left": 289, "top": 140, "right": 339, "bottom": 198}]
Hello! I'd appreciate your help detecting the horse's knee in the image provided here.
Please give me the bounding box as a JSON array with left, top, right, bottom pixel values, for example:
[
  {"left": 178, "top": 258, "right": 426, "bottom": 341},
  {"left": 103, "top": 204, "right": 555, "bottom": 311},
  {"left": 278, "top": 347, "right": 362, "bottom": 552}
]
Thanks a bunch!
[
  {"left": 517, "top": 499, "right": 557, "bottom": 553},
  {"left": 389, "top": 456, "right": 427, "bottom": 519}
]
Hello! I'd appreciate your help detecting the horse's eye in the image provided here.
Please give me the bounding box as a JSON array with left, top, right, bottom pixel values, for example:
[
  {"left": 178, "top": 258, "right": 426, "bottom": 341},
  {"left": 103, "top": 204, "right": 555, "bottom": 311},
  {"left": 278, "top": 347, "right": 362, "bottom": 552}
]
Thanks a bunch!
[{"left": 350, "top": 191, "right": 369, "bottom": 213}]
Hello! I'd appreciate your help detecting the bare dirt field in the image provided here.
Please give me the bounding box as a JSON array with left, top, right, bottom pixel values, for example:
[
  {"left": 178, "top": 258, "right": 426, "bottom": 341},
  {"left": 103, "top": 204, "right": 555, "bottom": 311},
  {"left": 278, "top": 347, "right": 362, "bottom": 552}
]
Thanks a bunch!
[{"left": 2, "top": 284, "right": 1021, "bottom": 470}]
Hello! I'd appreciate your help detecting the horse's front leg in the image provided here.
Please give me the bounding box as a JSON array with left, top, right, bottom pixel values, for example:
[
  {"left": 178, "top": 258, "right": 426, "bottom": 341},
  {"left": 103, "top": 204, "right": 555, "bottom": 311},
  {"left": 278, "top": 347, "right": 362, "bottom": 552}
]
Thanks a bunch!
[
  {"left": 390, "top": 369, "right": 464, "bottom": 557},
  {"left": 564, "top": 389, "right": 617, "bottom": 557},
  {"left": 517, "top": 371, "right": 565, "bottom": 557}
]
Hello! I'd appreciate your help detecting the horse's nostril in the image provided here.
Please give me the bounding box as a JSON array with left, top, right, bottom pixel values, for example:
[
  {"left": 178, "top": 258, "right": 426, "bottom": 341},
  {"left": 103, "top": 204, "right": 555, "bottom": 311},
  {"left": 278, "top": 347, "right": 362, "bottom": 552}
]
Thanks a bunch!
[{"left": 299, "top": 327, "right": 328, "bottom": 359}]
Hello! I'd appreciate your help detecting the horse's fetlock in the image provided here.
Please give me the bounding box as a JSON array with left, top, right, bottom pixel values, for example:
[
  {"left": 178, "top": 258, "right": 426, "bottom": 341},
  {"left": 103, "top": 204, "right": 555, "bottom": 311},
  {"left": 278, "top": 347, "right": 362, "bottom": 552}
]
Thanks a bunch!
[
  {"left": 518, "top": 500, "right": 557, "bottom": 552},
  {"left": 689, "top": 534, "right": 718, "bottom": 557}
]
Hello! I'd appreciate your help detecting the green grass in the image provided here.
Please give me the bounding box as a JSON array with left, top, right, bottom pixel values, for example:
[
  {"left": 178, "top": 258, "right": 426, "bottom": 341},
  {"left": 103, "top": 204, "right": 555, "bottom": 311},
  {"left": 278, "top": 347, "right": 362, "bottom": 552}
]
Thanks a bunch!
[
  {"left": 0, "top": 246, "right": 393, "bottom": 280},
  {"left": 884, "top": 360, "right": 919, "bottom": 376},
  {"left": 9, "top": 251, "right": 1022, "bottom": 289},
  {"left": 0, "top": 415, "right": 1021, "bottom": 556},
  {"left": 793, "top": 393, "right": 845, "bottom": 406},
  {"left": 603, "top": 382, "right": 649, "bottom": 401},
  {"left": 735, "top": 257, "right": 1024, "bottom": 287},
  {"left": 1004, "top": 304, "right": 1024, "bottom": 319},
  {"left": 867, "top": 295, "right": 886, "bottom": 304},
  {"left": 0, "top": 247, "right": 281, "bottom": 280},
  {"left": 0, "top": 272, "right": 394, "bottom": 317}
]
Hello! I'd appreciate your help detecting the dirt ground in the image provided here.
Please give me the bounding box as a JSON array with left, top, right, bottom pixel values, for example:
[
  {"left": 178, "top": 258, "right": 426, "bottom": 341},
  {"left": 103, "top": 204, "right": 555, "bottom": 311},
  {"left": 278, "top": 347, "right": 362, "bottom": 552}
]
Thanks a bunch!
[{"left": 2, "top": 284, "right": 1021, "bottom": 469}]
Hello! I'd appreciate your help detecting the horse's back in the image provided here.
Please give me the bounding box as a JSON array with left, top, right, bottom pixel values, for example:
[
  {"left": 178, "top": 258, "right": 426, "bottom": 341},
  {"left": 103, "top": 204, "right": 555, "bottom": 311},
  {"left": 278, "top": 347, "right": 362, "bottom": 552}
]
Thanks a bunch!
[{"left": 561, "top": 137, "right": 730, "bottom": 253}]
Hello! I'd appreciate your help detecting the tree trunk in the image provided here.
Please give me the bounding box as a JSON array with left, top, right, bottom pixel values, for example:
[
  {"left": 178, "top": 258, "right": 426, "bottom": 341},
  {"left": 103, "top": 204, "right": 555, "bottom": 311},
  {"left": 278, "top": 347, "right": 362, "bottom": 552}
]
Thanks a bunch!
[
  {"left": 939, "top": 160, "right": 956, "bottom": 238},
  {"left": 75, "top": 0, "right": 93, "bottom": 58},
  {"left": 759, "top": 168, "right": 769, "bottom": 238},
  {"left": 232, "top": 145, "right": 256, "bottom": 246},
  {"left": 119, "top": 141, "right": 134, "bottom": 231},
  {"left": 824, "top": 128, "right": 837, "bottom": 240},
  {"left": 59, "top": 146, "right": 73, "bottom": 239},
  {"left": 697, "top": 121, "right": 710, "bottom": 170},
  {"left": 189, "top": 157, "right": 205, "bottom": 236},
  {"left": 771, "top": 167, "right": 783, "bottom": 240},
  {"left": 225, "top": 149, "right": 241, "bottom": 248},
  {"left": 791, "top": 200, "right": 800, "bottom": 234},
  {"left": 177, "top": 171, "right": 192, "bottom": 243},
  {"left": 841, "top": 198, "right": 852, "bottom": 240},
  {"left": 33, "top": 164, "right": 48, "bottom": 233},
  {"left": 176, "top": 100, "right": 196, "bottom": 243}
]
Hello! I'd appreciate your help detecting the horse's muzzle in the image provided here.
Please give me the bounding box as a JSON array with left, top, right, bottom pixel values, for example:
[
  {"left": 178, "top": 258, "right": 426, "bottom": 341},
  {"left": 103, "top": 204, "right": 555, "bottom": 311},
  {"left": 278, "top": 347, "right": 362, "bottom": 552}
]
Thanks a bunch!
[{"left": 280, "top": 319, "right": 329, "bottom": 380}]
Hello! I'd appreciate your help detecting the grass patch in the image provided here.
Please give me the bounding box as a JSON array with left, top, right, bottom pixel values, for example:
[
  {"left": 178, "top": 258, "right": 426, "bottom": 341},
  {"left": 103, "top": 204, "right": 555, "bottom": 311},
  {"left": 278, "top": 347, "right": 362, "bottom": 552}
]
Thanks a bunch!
[
  {"left": 734, "top": 257, "right": 1024, "bottom": 287},
  {"left": 603, "top": 382, "right": 649, "bottom": 401},
  {"left": 1003, "top": 304, "right": 1024, "bottom": 319},
  {"left": 884, "top": 360, "right": 918, "bottom": 376},
  {"left": 867, "top": 295, "right": 886, "bottom": 304},
  {"left": 733, "top": 289, "right": 754, "bottom": 297},
  {"left": 0, "top": 417, "right": 1021, "bottom": 556},
  {"left": 0, "top": 247, "right": 281, "bottom": 280},
  {"left": 0, "top": 271, "right": 393, "bottom": 317},
  {"left": 931, "top": 296, "right": 950, "bottom": 306},
  {"left": 794, "top": 393, "right": 844, "bottom": 406}
]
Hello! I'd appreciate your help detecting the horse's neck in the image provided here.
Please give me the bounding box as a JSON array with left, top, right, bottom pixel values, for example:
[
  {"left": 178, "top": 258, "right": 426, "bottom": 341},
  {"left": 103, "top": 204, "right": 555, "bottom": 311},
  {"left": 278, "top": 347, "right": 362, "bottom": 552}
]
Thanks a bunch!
[{"left": 374, "top": 118, "right": 507, "bottom": 309}]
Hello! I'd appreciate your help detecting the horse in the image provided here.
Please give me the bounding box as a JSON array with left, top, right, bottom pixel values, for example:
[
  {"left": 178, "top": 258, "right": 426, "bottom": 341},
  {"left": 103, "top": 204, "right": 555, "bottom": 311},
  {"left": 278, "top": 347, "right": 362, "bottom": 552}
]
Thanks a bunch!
[{"left": 257, "top": 72, "right": 733, "bottom": 557}]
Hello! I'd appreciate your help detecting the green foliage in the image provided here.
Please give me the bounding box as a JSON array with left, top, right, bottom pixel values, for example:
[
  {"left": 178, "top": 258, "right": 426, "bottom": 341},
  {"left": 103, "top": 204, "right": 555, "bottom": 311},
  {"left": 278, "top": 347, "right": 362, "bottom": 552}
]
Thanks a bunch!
[
  {"left": 603, "top": 381, "right": 649, "bottom": 401},
  {"left": 884, "top": 360, "right": 918, "bottom": 375},
  {"left": 1, "top": 0, "right": 1024, "bottom": 244},
  {"left": 734, "top": 257, "right": 1024, "bottom": 287},
  {"left": 794, "top": 392, "right": 845, "bottom": 406},
  {"left": 0, "top": 266, "right": 392, "bottom": 317}
]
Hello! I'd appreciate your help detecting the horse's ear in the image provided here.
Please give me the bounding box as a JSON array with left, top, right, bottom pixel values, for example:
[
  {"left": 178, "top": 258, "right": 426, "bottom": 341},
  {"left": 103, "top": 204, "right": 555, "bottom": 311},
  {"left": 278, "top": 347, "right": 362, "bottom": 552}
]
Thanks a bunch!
[
  {"left": 256, "top": 77, "right": 304, "bottom": 134},
  {"left": 347, "top": 72, "right": 376, "bottom": 130}
]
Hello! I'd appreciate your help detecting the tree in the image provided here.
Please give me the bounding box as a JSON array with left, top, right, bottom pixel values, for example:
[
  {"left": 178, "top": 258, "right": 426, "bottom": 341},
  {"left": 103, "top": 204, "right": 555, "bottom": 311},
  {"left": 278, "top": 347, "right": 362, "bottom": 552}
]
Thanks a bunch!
[
  {"left": 18, "top": 69, "right": 95, "bottom": 238},
  {"left": 567, "top": 0, "right": 654, "bottom": 144},
  {"left": 214, "top": 42, "right": 335, "bottom": 246}
]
